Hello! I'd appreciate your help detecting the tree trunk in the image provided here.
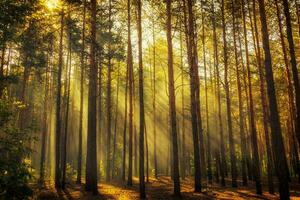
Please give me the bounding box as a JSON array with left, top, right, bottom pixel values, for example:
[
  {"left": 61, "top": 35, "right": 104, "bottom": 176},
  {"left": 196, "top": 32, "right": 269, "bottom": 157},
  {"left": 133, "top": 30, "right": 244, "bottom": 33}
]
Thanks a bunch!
[
  {"left": 112, "top": 63, "right": 120, "bottom": 179},
  {"left": 213, "top": 1, "right": 226, "bottom": 187},
  {"left": 62, "top": 40, "right": 72, "bottom": 189},
  {"left": 241, "top": 0, "right": 262, "bottom": 192},
  {"left": 166, "top": 0, "right": 181, "bottom": 196},
  {"left": 282, "top": 0, "right": 300, "bottom": 148},
  {"left": 184, "top": 0, "right": 202, "bottom": 192},
  {"left": 274, "top": 0, "right": 300, "bottom": 183},
  {"left": 136, "top": 0, "right": 146, "bottom": 198},
  {"left": 85, "top": 0, "right": 98, "bottom": 194},
  {"left": 106, "top": 0, "right": 113, "bottom": 182},
  {"left": 55, "top": 10, "right": 64, "bottom": 188},
  {"left": 179, "top": 21, "right": 186, "bottom": 180},
  {"left": 250, "top": 0, "right": 274, "bottom": 193},
  {"left": 257, "top": 0, "right": 290, "bottom": 199},
  {"left": 77, "top": 0, "right": 86, "bottom": 184},
  {"left": 0, "top": 43, "right": 6, "bottom": 98},
  {"left": 39, "top": 51, "right": 50, "bottom": 185},
  {"left": 122, "top": 53, "right": 129, "bottom": 182},
  {"left": 127, "top": 0, "right": 134, "bottom": 186},
  {"left": 144, "top": 118, "right": 149, "bottom": 183},
  {"left": 202, "top": 1, "right": 212, "bottom": 184}
]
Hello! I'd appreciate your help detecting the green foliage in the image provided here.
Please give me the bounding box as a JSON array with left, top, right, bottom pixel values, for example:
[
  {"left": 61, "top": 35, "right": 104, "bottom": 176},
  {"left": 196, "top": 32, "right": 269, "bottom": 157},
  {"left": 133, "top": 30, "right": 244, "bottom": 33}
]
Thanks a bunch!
[
  {"left": 66, "top": 15, "right": 82, "bottom": 54},
  {"left": 0, "top": 0, "right": 37, "bottom": 46},
  {"left": 18, "top": 20, "right": 48, "bottom": 70},
  {"left": 0, "top": 100, "right": 35, "bottom": 200}
]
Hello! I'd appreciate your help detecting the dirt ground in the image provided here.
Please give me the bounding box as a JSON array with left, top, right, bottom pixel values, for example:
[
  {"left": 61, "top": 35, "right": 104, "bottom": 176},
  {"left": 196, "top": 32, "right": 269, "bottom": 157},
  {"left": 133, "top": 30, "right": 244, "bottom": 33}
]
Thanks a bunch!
[{"left": 35, "top": 176, "right": 300, "bottom": 200}]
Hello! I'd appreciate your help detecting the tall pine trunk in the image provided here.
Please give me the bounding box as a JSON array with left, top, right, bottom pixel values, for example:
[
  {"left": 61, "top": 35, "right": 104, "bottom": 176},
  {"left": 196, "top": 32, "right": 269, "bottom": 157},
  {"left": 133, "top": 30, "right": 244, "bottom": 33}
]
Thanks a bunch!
[
  {"left": 112, "top": 64, "right": 120, "bottom": 179},
  {"left": 136, "top": 0, "right": 145, "bottom": 198},
  {"left": 122, "top": 55, "right": 128, "bottom": 182},
  {"left": 213, "top": 1, "right": 226, "bottom": 186},
  {"left": 106, "top": 0, "right": 112, "bottom": 182},
  {"left": 185, "top": 0, "right": 202, "bottom": 192},
  {"left": 127, "top": 0, "right": 134, "bottom": 186},
  {"left": 55, "top": 10, "right": 64, "bottom": 188},
  {"left": 85, "top": 0, "right": 98, "bottom": 194},
  {"left": 257, "top": 0, "right": 290, "bottom": 199},
  {"left": 274, "top": 0, "right": 300, "bottom": 183},
  {"left": 241, "top": 0, "right": 262, "bottom": 193},
  {"left": 166, "top": 0, "right": 180, "bottom": 196},
  {"left": 282, "top": 0, "right": 300, "bottom": 147},
  {"left": 77, "top": 0, "right": 86, "bottom": 184}
]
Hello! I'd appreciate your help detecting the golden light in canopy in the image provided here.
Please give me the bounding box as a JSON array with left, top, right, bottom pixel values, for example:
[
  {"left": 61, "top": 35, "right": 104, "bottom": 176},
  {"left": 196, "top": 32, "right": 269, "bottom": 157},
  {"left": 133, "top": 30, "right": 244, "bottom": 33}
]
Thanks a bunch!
[{"left": 45, "top": 0, "right": 60, "bottom": 10}]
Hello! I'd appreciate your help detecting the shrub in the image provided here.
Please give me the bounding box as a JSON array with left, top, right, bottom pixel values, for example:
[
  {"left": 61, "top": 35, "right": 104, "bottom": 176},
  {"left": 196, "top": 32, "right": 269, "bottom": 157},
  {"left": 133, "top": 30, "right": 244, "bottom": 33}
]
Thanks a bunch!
[{"left": 0, "top": 99, "right": 34, "bottom": 200}]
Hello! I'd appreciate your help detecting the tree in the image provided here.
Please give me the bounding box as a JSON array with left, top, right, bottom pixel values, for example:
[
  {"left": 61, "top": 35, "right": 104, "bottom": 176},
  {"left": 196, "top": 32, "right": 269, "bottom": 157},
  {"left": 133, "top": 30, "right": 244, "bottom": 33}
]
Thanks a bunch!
[
  {"left": 55, "top": 10, "right": 64, "bottom": 189},
  {"left": 281, "top": 0, "right": 300, "bottom": 147},
  {"left": 106, "top": 0, "right": 113, "bottom": 182},
  {"left": 241, "top": 0, "right": 261, "bottom": 193},
  {"left": 213, "top": 0, "right": 226, "bottom": 187},
  {"left": 166, "top": 0, "right": 180, "bottom": 196},
  {"left": 257, "top": 0, "right": 290, "bottom": 199},
  {"left": 127, "top": 0, "right": 134, "bottom": 187},
  {"left": 77, "top": 0, "right": 86, "bottom": 184},
  {"left": 85, "top": 0, "right": 98, "bottom": 194},
  {"left": 183, "top": 0, "right": 202, "bottom": 192}
]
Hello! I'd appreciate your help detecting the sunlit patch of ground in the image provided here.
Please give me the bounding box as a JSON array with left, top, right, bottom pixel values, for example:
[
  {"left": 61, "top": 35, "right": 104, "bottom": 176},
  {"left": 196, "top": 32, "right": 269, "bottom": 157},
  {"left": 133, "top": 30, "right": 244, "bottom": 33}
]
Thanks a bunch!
[{"left": 34, "top": 176, "right": 300, "bottom": 199}]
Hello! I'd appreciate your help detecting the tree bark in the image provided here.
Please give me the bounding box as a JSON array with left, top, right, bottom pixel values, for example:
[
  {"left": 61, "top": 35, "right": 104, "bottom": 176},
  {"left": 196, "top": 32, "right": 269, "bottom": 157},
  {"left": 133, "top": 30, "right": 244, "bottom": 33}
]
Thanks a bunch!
[
  {"left": 213, "top": 1, "right": 226, "bottom": 186},
  {"left": 85, "top": 0, "right": 98, "bottom": 194},
  {"left": 274, "top": 0, "right": 300, "bottom": 183},
  {"left": 127, "top": 0, "right": 134, "bottom": 186},
  {"left": 257, "top": 0, "right": 290, "bottom": 199},
  {"left": 184, "top": 0, "right": 202, "bottom": 192},
  {"left": 166, "top": 0, "right": 181, "bottom": 196},
  {"left": 106, "top": 0, "right": 113, "bottom": 182},
  {"left": 136, "top": 0, "right": 146, "bottom": 198},
  {"left": 112, "top": 63, "right": 120, "bottom": 179},
  {"left": 282, "top": 0, "right": 300, "bottom": 148},
  {"left": 55, "top": 10, "right": 64, "bottom": 189},
  {"left": 241, "top": 0, "right": 262, "bottom": 192},
  {"left": 77, "top": 0, "right": 86, "bottom": 184}
]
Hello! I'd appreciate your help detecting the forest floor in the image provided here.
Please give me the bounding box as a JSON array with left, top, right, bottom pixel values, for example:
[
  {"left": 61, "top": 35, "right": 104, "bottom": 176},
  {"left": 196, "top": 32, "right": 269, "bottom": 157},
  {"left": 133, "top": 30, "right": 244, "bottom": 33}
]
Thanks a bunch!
[{"left": 34, "top": 176, "right": 300, "bottom": 200}]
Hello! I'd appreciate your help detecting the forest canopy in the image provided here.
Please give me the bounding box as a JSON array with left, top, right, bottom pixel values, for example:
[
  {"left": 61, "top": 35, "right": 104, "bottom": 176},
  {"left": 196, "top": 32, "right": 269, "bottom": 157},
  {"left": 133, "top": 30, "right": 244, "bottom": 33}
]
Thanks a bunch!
[{"left": 0, "top": 0, "right": 300, "bottom": 199}]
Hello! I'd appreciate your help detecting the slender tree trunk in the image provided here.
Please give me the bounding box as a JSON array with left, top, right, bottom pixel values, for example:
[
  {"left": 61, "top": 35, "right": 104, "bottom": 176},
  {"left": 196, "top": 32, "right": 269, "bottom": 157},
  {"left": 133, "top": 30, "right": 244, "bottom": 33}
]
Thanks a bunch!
[
  {"left": 77, "top": 0, "right": 86, "bottom": 184},
  {"left": 257, "top": 0, "right": 290, "bottom": 199},
  {"left": 86, "top": 0, "right": 98, "bottom": 194},
  {"left": 152, "top": 20, "right": 158, "bottom": 180},
  {"left": 275, "top": 0, "right": 300, "bottom": 183},
  {"left": 0, "top": 43, "right": 6, "bottom": 98},
  {"left": 184, "top": 0, "right": 202, "bottom": 192},
  {"left": 136, "top": 0, "right": 145, "bottom": 198},
  {"left": 202, "top": 1, "right": 212, "bottom": 184},
  {"left": 144, "top": 118, "right": 149, "bottom": 183},
  {"left": 194, "top": 21, "right": 206, "bottom": 183},
  {"left": 213, "top": 1, "right": 226, "bottom": 186},
  {"left": 106, "top": 0, "right": 113, "bottom": 182},
  {"left": 112, "top": 63, "right": 120, "bottom": 179},
  {"left": 281, "top": 0, "right": 300, "bottom": 147},
  {"left": 55, "top": 10, "right": 64, "bottom": 188},
  {"left": 127, "top": 0, "right": 134, "bottom": 186},
  {"left": 39, "top": 51, "right": 50, "bottom": 185},
  {"left": 166, "top": 0, "right": 180, "bottom": 195},
  {"left": 122, "top": 54, "right": 129, "bottom": 182},
  {"left": 179, "top": 22, "right": 186, "bottom": 180},
  {"left": 241, "top": 0, "right": 262, "bottom": 192},
  {"left": 250, "top": 0, "right": 274, "bottom": 193},
  {"left": 228, "top": 0, "right": 239, "bottom": 188},
  {"left": 62, "top": 41, "right": 72, "bottom": 189}
]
